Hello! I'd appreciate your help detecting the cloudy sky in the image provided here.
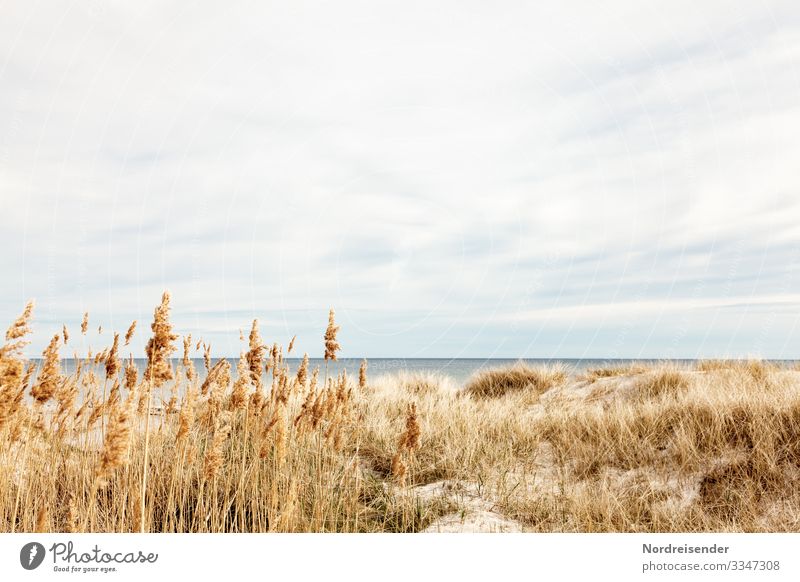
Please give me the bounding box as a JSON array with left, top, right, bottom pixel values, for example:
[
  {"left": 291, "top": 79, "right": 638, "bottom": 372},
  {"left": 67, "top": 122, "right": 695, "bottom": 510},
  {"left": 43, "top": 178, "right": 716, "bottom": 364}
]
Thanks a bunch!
[{"left": 1, "top": 1, "right": 799, "bottom": 359}]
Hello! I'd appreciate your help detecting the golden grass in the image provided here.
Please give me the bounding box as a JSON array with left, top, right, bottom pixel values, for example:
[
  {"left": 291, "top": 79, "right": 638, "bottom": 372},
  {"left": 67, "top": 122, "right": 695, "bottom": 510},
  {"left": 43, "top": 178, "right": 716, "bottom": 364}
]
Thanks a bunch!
[
  {"left": 581, "top": 362, "right": 650, "bottom": 382},
  {"left": 378, "top": 370, "right": 459, "bottom": 397},
  {"left": 635, "top": 368, "right": 690, "bottom": 400},
  {"left": 1, "top": 294, "right": 799, "bottom": 532},
  {"left": 696, "top": 359, "right": 778, "bottom": 382},
  {"left": 464, "top": 362, "right": 567, "bottom": 399}
]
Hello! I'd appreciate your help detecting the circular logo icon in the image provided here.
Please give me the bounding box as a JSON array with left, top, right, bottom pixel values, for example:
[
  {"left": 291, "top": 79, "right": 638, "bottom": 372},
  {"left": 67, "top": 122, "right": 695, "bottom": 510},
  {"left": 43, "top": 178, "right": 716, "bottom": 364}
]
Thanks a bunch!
[{"left": 20, "top": 542, "right": 46, "bottom": 570}]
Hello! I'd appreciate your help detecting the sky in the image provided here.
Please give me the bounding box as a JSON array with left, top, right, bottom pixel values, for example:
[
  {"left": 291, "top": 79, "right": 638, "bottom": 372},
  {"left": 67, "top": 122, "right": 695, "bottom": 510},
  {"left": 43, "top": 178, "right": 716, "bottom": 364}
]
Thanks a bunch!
[{"left": 1, "top": 1, "right": 799, "bottom": 359}]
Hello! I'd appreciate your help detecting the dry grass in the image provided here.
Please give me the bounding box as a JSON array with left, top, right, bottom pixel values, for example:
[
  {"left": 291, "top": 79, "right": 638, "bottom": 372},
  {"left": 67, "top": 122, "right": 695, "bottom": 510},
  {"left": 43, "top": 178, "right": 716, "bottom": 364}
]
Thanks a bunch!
[
  {"left": 582, "top": 362, "right": 650, "bottom": 383},
  {"left": 464, "top": 362, "right": 567, "bottom": 399},
  {"left": 0, "top": 297, "right": 451, "bottom": 533},
  {"left": 377, "top": 370, "right": 460, "bottom": 397},
  {"left": 696, "top": 359, "right": 777, "bottom": 382},
  {"left": 1, "top": 294, "right": 799, "bottom": 532},
  {"left": 636, "top": 368, "right": 690, "bottom": 400}
]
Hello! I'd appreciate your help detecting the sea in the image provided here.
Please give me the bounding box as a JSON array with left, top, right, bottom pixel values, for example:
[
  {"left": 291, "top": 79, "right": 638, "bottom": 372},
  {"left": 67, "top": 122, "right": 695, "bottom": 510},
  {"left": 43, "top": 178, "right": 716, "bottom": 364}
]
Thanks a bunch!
[{"left": 51, "top": 357, "right": 800, "bottom": 387}]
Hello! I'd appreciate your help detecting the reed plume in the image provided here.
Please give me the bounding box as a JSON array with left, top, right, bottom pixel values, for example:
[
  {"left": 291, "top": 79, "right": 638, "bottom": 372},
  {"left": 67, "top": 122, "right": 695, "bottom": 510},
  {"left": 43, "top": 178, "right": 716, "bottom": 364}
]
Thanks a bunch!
[
  {"left": 390, "top": 453, "right": 406, "bottom": 484},
  {"left": 391, "top": 403, "right": 420, "bottom": 484},
  {"left": 359, "top": 359, "right": 368, "bottom": 389},
  {"left": 230, "top": 352, "right": 249, "bottom": 411},
  {"left": 296, "top": 353, "right": 309, "bottom": 386},
  {"left": 22, "top": 361, "right": 35, "bottom": 390},
  {"left": 62, "top": 324, "right": 69, "bottom": 344},
  {"left": 5, "top": 300, "right": 34, "bottom": 344},
  {"left": 87, "top": 395, "right": 105, "bottom": 430},
  {"left": 124, "top": 321, "right": 137, "bottom": 345},
  {"left": 201, "top": 361, "right": 231, "bottom": 429},
  {"left": 141, "top": 291, "right": 178, "bottom": 533},
  {"left": 124, "top": 355, "right": 137, "bottom": 392},
  {"left": 0, "top": 378, "right": 23, "bottom": 431},
  {"left": 202, "top": 343, "right": 211, "bottom": 373},
  {"left": 81, "top": 312, "right": 88, "bottom": 334},
  {"left": 323, "top": 308, "right": 340, "bottom": 362},
  {"left": 0, "top": 301, "right": 34, "bottom": 427},
  {"left": 180, "top": 335, "right": 196, "bottom": 384},
  {"left": 143, "top": 292, "right": 178, "bottom": 387},
  {"left": 96, "top": 392, "right": 133, "bottom": 486},
  {"left": 201, "top": 359, "right": 230, "bottom": 397},
  {"left": 105, "top": 333, "right": 120, "bottom": 379},
  {"left": 182, "top": 335, "right": 192, "bottom": 368},
  {"left": 287, "top": 335, "right": 296, "bottom": 354},
  {"left": 94, "top": 349, "right": 107, "bottom": 366},
  {"left": 399, "top": 403, "right": 420, "bottom": 451},
  {"left": 246, "top": 319, "right": 265, "bottom": 392},
  {"left": 31, "top": 334, "right": 62, "bottom": 405},
  {"left": 53, "top": 376, "right": 78, "bottom": 436},
  {"left": 294, "top": 382, "right": 316, "bottom": 429}
]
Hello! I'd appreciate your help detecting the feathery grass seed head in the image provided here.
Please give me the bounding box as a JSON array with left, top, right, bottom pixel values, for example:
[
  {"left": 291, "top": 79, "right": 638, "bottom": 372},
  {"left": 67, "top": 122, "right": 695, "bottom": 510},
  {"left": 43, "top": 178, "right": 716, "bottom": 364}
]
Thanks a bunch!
[{"left": 323, "top": 308, "right": 341, "bottom": 361}]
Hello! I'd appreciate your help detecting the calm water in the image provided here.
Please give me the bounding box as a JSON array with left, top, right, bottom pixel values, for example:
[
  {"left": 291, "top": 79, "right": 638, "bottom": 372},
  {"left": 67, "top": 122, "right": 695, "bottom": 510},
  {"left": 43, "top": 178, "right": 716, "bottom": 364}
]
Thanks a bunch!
[{"left": 50, "top": 357, "right": 800, "bottom": 386}]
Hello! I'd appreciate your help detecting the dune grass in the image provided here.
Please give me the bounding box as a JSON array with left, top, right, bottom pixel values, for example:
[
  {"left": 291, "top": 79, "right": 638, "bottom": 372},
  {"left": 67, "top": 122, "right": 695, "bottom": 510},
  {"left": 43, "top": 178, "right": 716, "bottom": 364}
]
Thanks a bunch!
[
  {"left": 581, "top": 362, "right": 650, "bottom": 383},
  {"left": 1, "top": 294, "right": 799, "bottom": 532},
  {"left": 464, "top": 362, "right": 567, "bottom": 399}
]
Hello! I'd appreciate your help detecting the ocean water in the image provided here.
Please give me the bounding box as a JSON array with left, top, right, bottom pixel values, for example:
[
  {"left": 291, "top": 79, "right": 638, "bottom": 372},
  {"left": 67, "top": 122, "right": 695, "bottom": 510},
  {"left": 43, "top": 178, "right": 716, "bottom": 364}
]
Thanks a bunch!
[{"left": 52, "top": 357, "right": 800, "bottom": 387}]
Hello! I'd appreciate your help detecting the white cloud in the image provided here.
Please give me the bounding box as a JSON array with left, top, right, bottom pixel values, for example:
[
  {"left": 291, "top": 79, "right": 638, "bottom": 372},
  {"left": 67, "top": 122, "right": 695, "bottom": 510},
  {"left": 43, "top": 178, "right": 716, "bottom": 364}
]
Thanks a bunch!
[{"left": 0, "top": 0, "right": 798, "bottom": 357}]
